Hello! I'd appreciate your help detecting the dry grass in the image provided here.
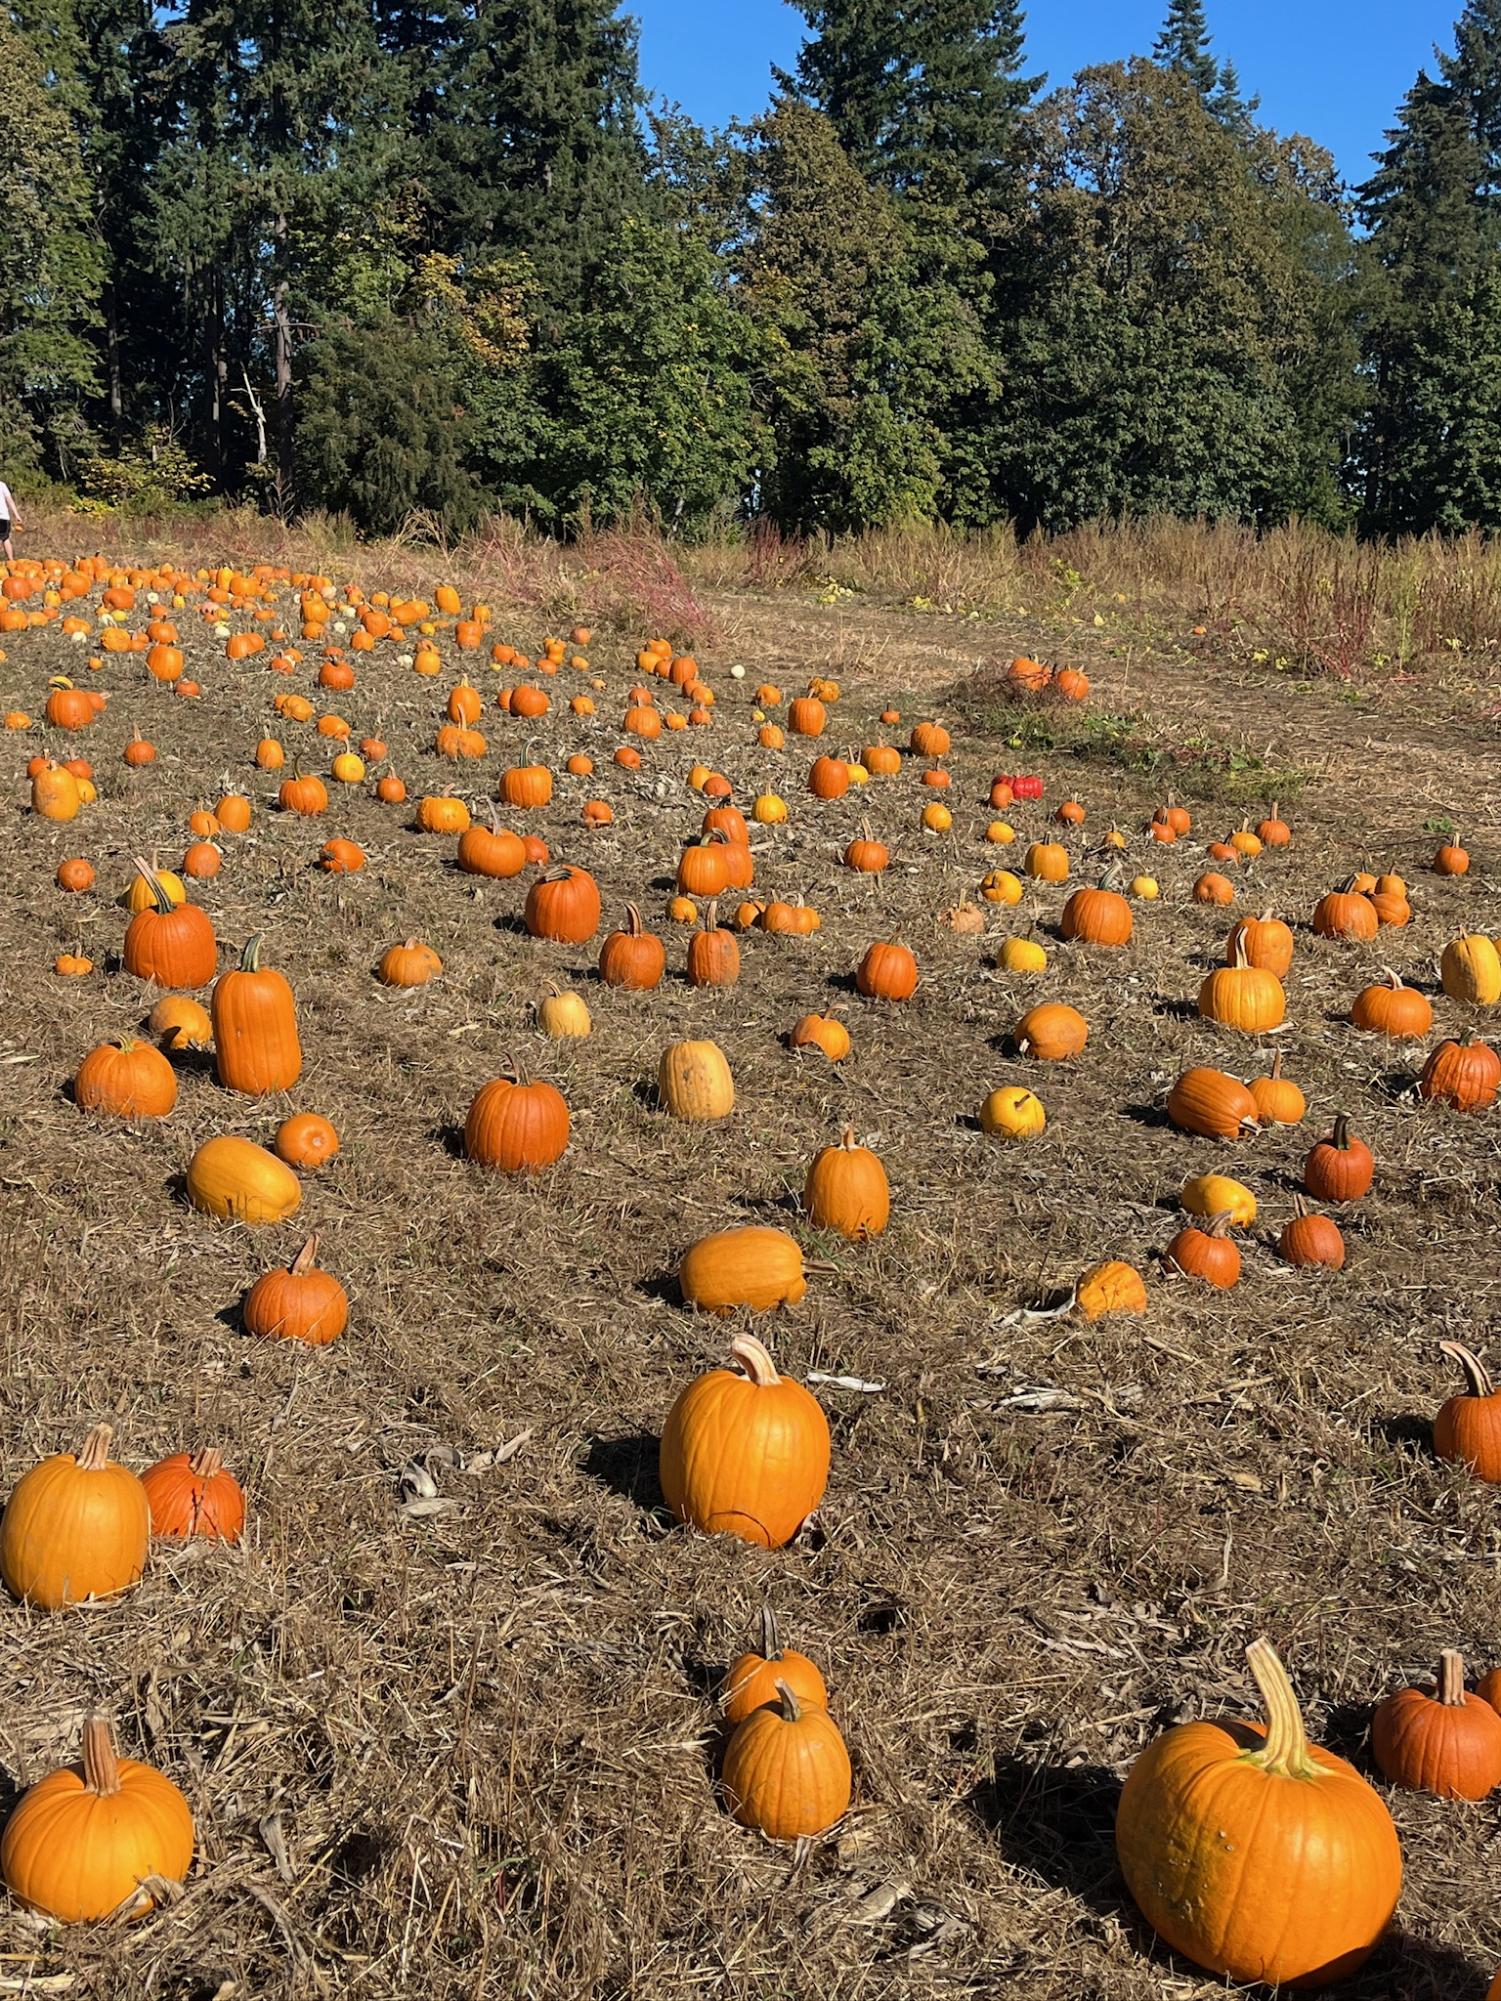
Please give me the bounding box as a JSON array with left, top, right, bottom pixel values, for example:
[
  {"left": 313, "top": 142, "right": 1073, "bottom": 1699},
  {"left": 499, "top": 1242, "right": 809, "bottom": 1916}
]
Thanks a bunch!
[{"left": 0, "top": 534, "right": 1499, "bottom": 1999}]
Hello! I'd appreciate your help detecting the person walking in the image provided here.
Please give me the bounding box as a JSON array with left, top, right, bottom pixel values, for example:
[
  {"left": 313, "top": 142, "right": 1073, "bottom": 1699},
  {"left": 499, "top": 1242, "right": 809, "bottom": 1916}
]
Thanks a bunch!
[{"left": 0, "top": 477, "right": 20, "bottom": 563}]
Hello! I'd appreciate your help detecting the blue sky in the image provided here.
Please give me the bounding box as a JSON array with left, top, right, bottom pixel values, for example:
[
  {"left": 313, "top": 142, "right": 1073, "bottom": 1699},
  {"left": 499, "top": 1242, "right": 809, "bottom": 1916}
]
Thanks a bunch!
[{"left": 633, "top": 0, "right": 1461, "bottom": 184}]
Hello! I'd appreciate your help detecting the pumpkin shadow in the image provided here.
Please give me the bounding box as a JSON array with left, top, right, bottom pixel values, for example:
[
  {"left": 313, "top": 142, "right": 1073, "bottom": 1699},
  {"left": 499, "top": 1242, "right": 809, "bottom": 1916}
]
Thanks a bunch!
[
  {"left": 431, "top": 1122, "right": 467, "bottom": 1160},
  {"left": 1345, "top": 1931, "right": 1490, "bottom": 1999},
  {"left": 493, "top": 913, "right": 531, "bottom": 936},
  {"left": 965, "top": 1747, "right": 1124, "bottom": 1923},
  {"left": 1375, "top": 1411, "right": 1437, "bottom": 1456},
  {"left": 580, "top": 1432, "right": 671, "bottom": 1523},
  {"left": 0, "top": 1765, "right": 22, "bottom": 1822},
  {"left": 1151, "top": 995, "right": 1198, "bottom": 1021},
  {"left": 1320, "top": 1698, "right": 1375, "bottom": 1767},
  {"left": 1118, "top": 1102, "right": 1168, "bottom": 1128}
]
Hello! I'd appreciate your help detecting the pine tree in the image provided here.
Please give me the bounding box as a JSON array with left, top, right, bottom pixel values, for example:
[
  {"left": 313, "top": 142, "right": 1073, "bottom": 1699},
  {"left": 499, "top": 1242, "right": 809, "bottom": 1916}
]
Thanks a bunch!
[
  {"left": 1153, "top": 0, "right": 1220, "bottom": 99},
  {"left": 781, "top": 0, "right": 1040, "bottom": 201}
]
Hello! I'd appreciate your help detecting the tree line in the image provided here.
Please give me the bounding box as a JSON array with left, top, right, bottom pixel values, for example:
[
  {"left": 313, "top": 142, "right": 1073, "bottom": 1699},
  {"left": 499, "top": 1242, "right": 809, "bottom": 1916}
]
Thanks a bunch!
[{"left": 4, "top": 0, "right": 1499, "bottom": 541}]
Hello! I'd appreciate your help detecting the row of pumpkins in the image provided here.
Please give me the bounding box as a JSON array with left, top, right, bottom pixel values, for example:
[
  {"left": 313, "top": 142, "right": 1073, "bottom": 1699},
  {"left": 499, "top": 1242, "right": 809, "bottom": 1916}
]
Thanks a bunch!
[{"left": 6, "top": 554, "right": 1501, "bottom": 1992}]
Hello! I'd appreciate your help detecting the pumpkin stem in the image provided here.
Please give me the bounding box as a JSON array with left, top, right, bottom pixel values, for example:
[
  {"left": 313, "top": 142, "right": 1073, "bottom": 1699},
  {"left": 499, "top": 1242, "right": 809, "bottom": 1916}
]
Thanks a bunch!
[
  {"left": 240, "top": 933, "right": 265, "bottom": 972},
  {"left": 1231, "top": 935, "right": 1250, "bottom": 971},
  {"left": 130, "top": 854, "right": 171, "bottom": 915},
  {"left": 81, "top": 1718, "right": 123, "bottom": 1798},
  {"left": 1331, "top": 1114, "right": 1352, "bottom": 1150},
  {"left": 1243, "top": 1639, "right": 1319, "bottom": 1780},
  {"left": 1436, "top": 1649, "right": 1468, "bottom": 1706},
  {"left": 622, "top": 903, "right": 643, "bottom": 936},
  {"left": 189, "top": 1445, "right": 224, "bottom": 1481},
  {"left": 1206, "top": 1211, "right": 1234, "bottom": 1239},
  {"left": 775, "top": 1678, "right": 802, "bottom": 1724},
  {"left": 729, "top": 1335, "right": 780, "bottom": 1387},
  {"left": 1382, "top": 967, "right": 1403, "bottom": 990},
  {"left": 1268, "top": 1050, "right": 1284, "bottom": 1081},
  {"left": 74, "top": 1423, "right": 114, "bottom": 1472},
  {"left": 289, "top": 1234, "right": 320, "bottom": 1277},
  {"left": 759, "top": 1604, "right": 782, "bottom": 1662},
  {"left": 705, "top": 900, "right": 719, "bottom": 932},
  {"left": 1442, "top": 1340, "right": 1495, "bottom": 1400},
  {"left": 839, "top": 1126, "right": 859, "bottom": 1151}
]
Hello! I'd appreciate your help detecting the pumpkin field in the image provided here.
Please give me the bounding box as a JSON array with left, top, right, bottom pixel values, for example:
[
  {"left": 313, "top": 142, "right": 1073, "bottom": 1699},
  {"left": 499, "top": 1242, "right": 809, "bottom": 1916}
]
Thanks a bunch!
[{"left": 2, "top": 534, "right": 1501, "bottom": 2000}]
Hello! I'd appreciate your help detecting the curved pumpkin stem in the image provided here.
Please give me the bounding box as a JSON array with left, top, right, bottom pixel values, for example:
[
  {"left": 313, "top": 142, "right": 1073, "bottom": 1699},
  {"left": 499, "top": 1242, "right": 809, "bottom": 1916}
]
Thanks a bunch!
[
  {"left": 1330, "top": 1114, "right": 1353, "bottom": 1151},
  {"left": 81, "top": 1718, "right": 122, "bottom": 1798},
  {"left": 240, "top": 933, "right": 265, "bottom": 972},
  {"left": 1267, "top": 1050, "right": 1285, "bottom": 1081},
  {"left": 759, "top": 1604, "right": 782, "bottom": 1662},
  {"left": 621, "top": 903, "right": 644, "bottom": 936},
  {"left": 289, "top": 1235, "right": 320, "bottom": 1277},
  {"left": 131, "top": 854, "right": 171, "bottom": 915},
  {"left": 75, "top": 1423, "right": 114, "bottom": 1472},
  {"left": 1436, "top": 1649, "right": 1467, "bottom": 1707},
  {"left": 1230, "top": 935, "right": 1251, "bottom": 971},
  {"left": 1243, "top": 1639, "right": 1319, "bottom": 1780},
  {"left": 774, "top": 1678, "right": 802, "bottom": 1724},
  {"left": 839, "top": 1126, "right": 859, "bottom": 1152},
  {"left": 1442, "top": 1340, "right": 1495, "bottom": 1400},
  {"left": 189, "top": 1446, "right": 224, "bottom": 1481},
  {"left": 704, "top": 900, "right": 719, "bottom": 932},
  {"left": 730, "top": 1335, "right": 779, "bottom": 1387}
]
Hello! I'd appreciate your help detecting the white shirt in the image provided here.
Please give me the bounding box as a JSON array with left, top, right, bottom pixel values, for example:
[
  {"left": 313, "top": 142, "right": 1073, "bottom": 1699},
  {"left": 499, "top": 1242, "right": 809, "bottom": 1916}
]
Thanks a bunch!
[{"left": 0, "top": 484, "right": 14, "bottom": 520}]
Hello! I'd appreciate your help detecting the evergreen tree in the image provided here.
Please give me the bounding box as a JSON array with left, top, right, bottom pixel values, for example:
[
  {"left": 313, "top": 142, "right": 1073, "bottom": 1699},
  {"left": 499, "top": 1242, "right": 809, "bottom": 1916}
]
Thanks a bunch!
[
  {"left": 1153, "top": 0, "right": 1219, "bottom": 99},
  {"left": 781, "top": 0, "right": 1039, "bottom": 202}
]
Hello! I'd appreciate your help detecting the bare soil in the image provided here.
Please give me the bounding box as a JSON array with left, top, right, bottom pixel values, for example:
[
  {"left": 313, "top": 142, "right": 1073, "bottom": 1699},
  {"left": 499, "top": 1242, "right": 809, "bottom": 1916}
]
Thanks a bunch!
[{"left": 0, "top": 565, "right": 1499, "bottom": 2000}]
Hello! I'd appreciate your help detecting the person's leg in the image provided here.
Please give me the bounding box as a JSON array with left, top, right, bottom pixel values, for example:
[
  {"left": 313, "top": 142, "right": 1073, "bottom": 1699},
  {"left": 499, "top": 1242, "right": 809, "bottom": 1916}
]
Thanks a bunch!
[{"left": 1, "top": 535, "right": 12, "bottom": 563}]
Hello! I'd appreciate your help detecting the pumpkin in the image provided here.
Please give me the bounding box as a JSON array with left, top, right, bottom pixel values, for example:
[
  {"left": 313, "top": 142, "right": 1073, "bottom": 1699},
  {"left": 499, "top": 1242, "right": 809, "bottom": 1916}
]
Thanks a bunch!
[
  {"left": 211, "top": 934, "right": 301, "bottom": 1095},
  {"left": 679, "top": 1228, "right": 807, "bottom": 1315},
  {"left": 525, "top": 864, "right": 601, "bottom": 943},
  {"left": 844, "top": 827, "right": 889, "bottom": 874},
  {"left": 1226, "top": 910, "right": 1294, "bottom": 977},
  {"left": 1313, "top": 880, "right": 1379, "bottom": 942},
  {"left": 465, "top": 1072, "right": 569, "bottom": 1172},
  {"left": 537, "top": 985, "right": 592, "bottom": 1039},
  {"left": 54, "top": 953, "right": 93, "bottom": 977},
  {"left": 856, "top": 937, "right": 918, "bottom": 1001},
  {"left": 415, "top": 793, "right": 470, "bottom": 834},
  {"left": 148, "top": 995, "right": 212, "bottom": 1052},
  {"left": 123, "top": 860, "right": 218, "bottom": 988},
  {"left": 1116, "top": 1640, "right": 1400, "bottom": 1988},
  {"left": 274, "top": 1112, "right": 339, "bottom": 1169},
  {"left": 910, "top": 719, "right": 950, "bottom": 756},
  {"left": 1165, "top": 1209, "right": 1240, "bottom": 1289},
  {"left": 724, "top": 1607, "right": 827, "bottom": 1725},
  {"left": 1167, "top": 1067, "right": 1258, "bottom": 1139},
  {"left": 501, "top": 758, "right": 553, "bottom": 809},
  {"left": 1060, "top": 877, "right": 1132, "bottom": 948},
  {"left": 242, "top": 1234, "right": 348, "bottom": 1343},
  {"left": 0, "top": 1718, "right": 194, "bottom": 1922},
  {"left": 1249, "top": 1050, "right": 1305, "bottom": 1126},
  {"left": 659, "top": 1333, "right": 827, "bottom": 1545},
  {"left": 1303, "top": 1115, "right": 1373, "bottom": 1202},
  {"left": 997, "top": 933, "right": 1047, "bottom": 972},
  {"left": 185, "top": 1135, "right": 302, "bottom": 1223},
  {"left": 1434, "top": 1342, "right": 1501, "bottom": 1481},
  {"left": 980, "top": 1084, "right": 1046, "bottom": 1139},
  {"left": 142, "top": 1447, "right": 245, "bottom": 1542},
  {"left": 1256, "top": 803, "right": 1292, "bottom": 847},
  {"left": 1351, "top": 969, "right": 1432, "bottom": 1038},
  {"left": 1280, "top": 1199, "right": 1346, "bottom": 1271},
  {"left": 1075, "top": 1260, "right": 1147, "bottom": 1319},
  {"left": 1371, "top": 1649, "right": 1501, "bottom": 1800},
  {"left": 807, "top": 752, "right": 850, "bottom": 799},
  {"left": 599, "top": 905, "right": 666, "bottom": 991},
  {"left": 456, "top": 814, "right": 528, "bottom": 879},
  {"left": 686, "top": 904, "right": 741, "bottom": 988},
  {"left": 359, "top": 924, "right": 430, "bottom": 983},
  {"left": 278, "top": 770, "right": 329, "bottom": 816},
  {"left": 0, "top": 1423, "right": 149, "bottom": 1609},
  {"left": 1440, "top": 934, "right": 1501, "bottom": 1006},
  {"left": 804, "top": 1129, "right": 889, "bottom": 1239},
  {"left": 1433, "top": 837, "right": 1470, "bottom": 876},
  {"left": 1015, "top": 1003, "right": 1087, "bottom": 1061},
  {"left": 1419, "top": 1032, "right": 1501, "bottom": 1110},
  {"left": 788, "top": 1014, "right": 850, "bottom": 1061},
  {"left": 1023, "top": 840, "right": 1069, "bottom": 884},
  {"left": 1181, "top": 1172, "right": 1255, "bottom": 1225},
  {"left": 1193, "top": 871, "right": 1235, "bottom": 906},
  {"left": 1199, "top": 938, "right": 1286, "bottom": 1032},
  {"left": 658, "top": 1040, "right": 735, "bottom": 1121},
  {"left": 722, "top": 1681, "right": 851, "bottom": 1839},
  {"left": 57, "top": 856, "right": 95, "bottom": 893},
  {"left": 787, "top": 696, "right": 826, "bottom": 736},
  {"left": 73, "top": 1037, "right": 177, "bottom": 1119}
]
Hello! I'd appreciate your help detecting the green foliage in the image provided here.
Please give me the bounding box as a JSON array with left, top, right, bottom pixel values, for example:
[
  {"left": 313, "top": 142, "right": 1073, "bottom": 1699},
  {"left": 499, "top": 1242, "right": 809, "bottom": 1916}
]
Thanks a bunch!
[{"left": 76, "top": 428, "right": 214, "bottom": 508}]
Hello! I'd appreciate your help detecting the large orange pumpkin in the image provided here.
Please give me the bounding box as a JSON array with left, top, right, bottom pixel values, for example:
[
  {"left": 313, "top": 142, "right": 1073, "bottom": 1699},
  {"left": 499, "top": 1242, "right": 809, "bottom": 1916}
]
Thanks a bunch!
[
  {"left": 0, "top": 1424, "right": 149, "bottom": 1608},
  {"left": 659, "top": 1334, "right": 829, "bottom": 1547},
  {"left": 211, "top": 934, "right": 302, "bottom": 1095}
]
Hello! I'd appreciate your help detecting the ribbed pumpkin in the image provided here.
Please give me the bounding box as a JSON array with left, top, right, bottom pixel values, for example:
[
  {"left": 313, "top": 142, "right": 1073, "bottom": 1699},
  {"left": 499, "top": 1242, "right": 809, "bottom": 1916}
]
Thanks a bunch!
[
  {"left": 1419, "top": 1033, "right": 1501, "bottom": 1111},
  {"left": 722, "top": 1682, "right": 851, "bottom": 1839},
  {"left": 242, "top": 1235, "right": 348, "bottom": 1343},
  {"left": 0, "top": 1719, "right": 194, "bottom": 1922},
  {"left": 659, "top": 1334, "right": 828, "bottom": 1546},
  {"left": 122, "top": 860, "right": 218, "bottom": 988},
  {"left": 186, "top": 1135, "right": 302, "bottom": 1223},
  {"left": 525, "top": 865, "right": 601, "bottom": 943},
  {"left": 1312, "top": 880, "right": 1379, "bottom": 942},
  {"left": 142, "top": 1447, "right": 246, "bottom": 1541},
  {"left": 465, "top": 1072, "right": 569, "bottom": 1172},
  {"left": 1015, "top": 1002, "right": 1088, "bottom": 1060},
  {"left": 0, "top": 1425, "right": 149, "bottom": 1608},
  {"left": 855, "top": 937, "right": 918, "bottom": 1001},
  {"left": 723, "top": 1607, "right": 828, "bottom": 1725},
  {"left": 1350, "top": 969, "right": 1433, "bottom": 1038},
  {"left": 1164, "top": 1213, "right": 1240, "bottom": 1289},
  {"left": 1117, "top": 1641, "right": 1400, "bottom": 1988},
  {"left": 599, "top": 905, "right": 666, "bottom": 990},
  {"left": 211, "top": 935, "right": 301, "bottom": 1095},
  {"left": 1198, "top": 939, "right": 1285, "bottom": 1031},
  {"left": 1440, "top": 934, "right": 1501, "bottom": 1007},
  {"left": 1166, "top": 1067, "right": 1258, "bottom": 1139},
  {"left": 686, "top": 904, "right": 740, "bottom": 988},
  {"left": 1434, "top": 1342, "right": 1501, "bottom": 1482},
  {"left": 73, "top": 1037, "right": 178, "bottom": 1119},
  {"left": 1279, "top": 1199, "right": 1346, "bottom": 1270},
  {"left": 804, "top": 1129, "right": 890, "bottom": 1239},
  {"left": 1372, "top": 1650, "right": 1501, "bottom": 1801},
  {"left": 1181, "top": 1173, "right": 1256, "bottom": 1226},
  {"left": 1075, "top": 1259, "right": 1147, "bottom": 1320},
  {"left": 1303, "top": 1115, "right": 1373, "bottom": 1202},
  {"left": 1060, "top": 878, "right": 1132, "bottom": 947},
  {"left": 456, "top": 814, "right": 527, "bottom": 879},
  {"left": 679, "top": 1227, "right": 807, "bottom": 1314},
  {"left": 1249, "top": 1050, "right": 1305, "bottom": 1126}
]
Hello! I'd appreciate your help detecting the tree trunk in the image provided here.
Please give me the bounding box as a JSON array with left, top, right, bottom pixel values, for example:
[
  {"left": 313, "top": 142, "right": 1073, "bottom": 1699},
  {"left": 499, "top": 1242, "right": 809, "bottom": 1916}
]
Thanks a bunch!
[
  {"left": 105, "top": 281, "right": 123, "bottom": 444},
  {"left": 273, "top": 209, "right": 294, "bottom": 510}
]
